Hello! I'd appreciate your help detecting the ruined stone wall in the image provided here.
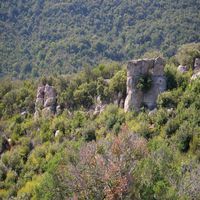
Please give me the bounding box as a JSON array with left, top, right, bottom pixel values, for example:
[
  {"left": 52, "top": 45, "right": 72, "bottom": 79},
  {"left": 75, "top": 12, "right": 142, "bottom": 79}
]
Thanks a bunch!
[{"left": 124, "top": 57, "right": 166, "bottom": 112}]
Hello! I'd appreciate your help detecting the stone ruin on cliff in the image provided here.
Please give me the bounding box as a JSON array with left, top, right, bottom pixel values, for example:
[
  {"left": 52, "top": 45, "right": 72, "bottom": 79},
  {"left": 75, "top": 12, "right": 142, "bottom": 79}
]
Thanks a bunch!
[
  {"left": 124, "top": 57, "right": 166, "bottom": 112},
  {"left": 34, "top": 84, "right": 58, "bottom": 118}
]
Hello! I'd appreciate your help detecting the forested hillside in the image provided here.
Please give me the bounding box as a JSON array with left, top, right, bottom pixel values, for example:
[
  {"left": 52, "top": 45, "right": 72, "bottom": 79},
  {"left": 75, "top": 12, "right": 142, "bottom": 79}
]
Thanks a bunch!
[
  {"left": 0, "top": 44, "right": 200, "bottom": 199},
  {"left": 0, "top": 0, "right": 200, "bottom": 199},
  {"left": 1, "top": 0, "right": 200, "bottom": 78}
]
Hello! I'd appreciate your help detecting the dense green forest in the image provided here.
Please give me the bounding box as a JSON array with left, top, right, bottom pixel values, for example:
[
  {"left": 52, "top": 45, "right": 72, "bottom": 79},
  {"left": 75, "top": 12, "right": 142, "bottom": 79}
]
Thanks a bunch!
[
  {"left": 0, "top": 43, "right": 200, "bottom": 199},
  {"left": 0, "top": 0, "right": 200, "bottom": 199},
  {"left": 1, "top": 0, "right": 200, "bottom": 78}
]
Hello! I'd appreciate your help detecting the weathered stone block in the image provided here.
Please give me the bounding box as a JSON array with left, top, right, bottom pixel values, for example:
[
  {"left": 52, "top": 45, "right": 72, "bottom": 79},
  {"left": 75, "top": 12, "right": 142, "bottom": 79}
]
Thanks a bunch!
[
  {"left": 194, "top": 58, "right": 200, "bottom": 71},
  {"left": 124, "top": 57, "right": 166, "bottom": 112},
  {"left": 36, "top": 86, "right": 45, "bottom": 98},
  {"left": 44, "top": 97, "right": 56, "bottom": 108}
]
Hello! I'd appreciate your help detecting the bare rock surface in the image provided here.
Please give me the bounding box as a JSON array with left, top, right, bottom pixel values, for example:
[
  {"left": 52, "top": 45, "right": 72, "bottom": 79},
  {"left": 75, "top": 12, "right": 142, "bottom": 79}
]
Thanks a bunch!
[
  {"left": 191, "top": 58, "right": 200, "bottom": 81},
  {"left": 194, "top": 58, "right": 200, "bottom": 71},
  {"left": 191, "top": 71, "right": 200, "bottom": 80},
  {"left": 178, "top": 65, "right": 189, "bottom": 73},
  {"left": 34, "top": 84, "right": 57, "bottom": 118},
  {"left": 124, "top": 57, "right": 166, "bottom": 112}
]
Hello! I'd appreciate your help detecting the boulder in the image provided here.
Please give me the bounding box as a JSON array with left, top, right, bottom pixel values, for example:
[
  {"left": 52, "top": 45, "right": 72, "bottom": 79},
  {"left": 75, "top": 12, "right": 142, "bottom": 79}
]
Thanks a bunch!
[
  {"left": 178, "top": 65, "right": 188, "bottom": 73},
  {"left": 34, "top": 84, "right": 57, "bottom": 118},
  {"left": 148, "top": 108, "right": 157, "bottom": 116},
  {"left": 56, "top": 105, "right": 62, "bottom": 115},
  {"left": 191, "top": 71, "right": 200, "bottom": 80},
  {"left": 55, "top": 130, "right": 60, "bottom": 137}
]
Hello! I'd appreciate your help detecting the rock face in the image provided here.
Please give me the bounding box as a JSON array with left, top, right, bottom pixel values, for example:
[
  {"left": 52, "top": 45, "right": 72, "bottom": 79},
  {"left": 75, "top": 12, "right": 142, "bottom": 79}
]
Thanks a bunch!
[
  {"left": 191, "top": 58, "right": 200, "bottom": 80},
  {"left": 191, "top": 71, "right": 200, "bottom": 80},
  {"left": 124, "top": 57, "right": 166, "bottom": 112},
  {"left": 94, "top": 96, "right": 106, "bottom": 116},
  {"left": 194, "top": 58, "right": 200, "bottom": 71},
  {"left": 178, "top": 65, "right": 188, "bottom": 73},
  {"left": 34, "top": 84, "right": 57, "bottom": 118}
]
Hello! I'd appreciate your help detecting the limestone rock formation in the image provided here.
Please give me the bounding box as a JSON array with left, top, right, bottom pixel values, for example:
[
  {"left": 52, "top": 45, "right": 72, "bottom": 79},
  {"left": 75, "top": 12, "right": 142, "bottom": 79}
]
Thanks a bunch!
[
  {"left": 34, "top": 84, "right": 57, "bottom": 118},
  {"left": 124, "top": 57, "right": 166, "bottom": 112},
  {"left": 191, "top": 58, "right": 200, "bottom": 80},
  {"left": 191, "top": 71, "right": 200, "bottom": 80},
  {"left": 194, "top": 58, "right": 200, "bottom": 72},
  {"left": 178, "top": 65, "right": 188, "bottom": 73},
  {"left": 94, "top": 96, "right": 106, "bottom": 116}
]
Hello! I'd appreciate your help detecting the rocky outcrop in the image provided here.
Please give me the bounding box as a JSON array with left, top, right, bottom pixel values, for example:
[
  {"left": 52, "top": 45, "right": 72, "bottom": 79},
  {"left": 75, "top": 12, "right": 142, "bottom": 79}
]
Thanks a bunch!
[
  {"left": 124, "top": 57, "right": 166, "bottom": 112},
  {"left": 113, "top": 92, "right": 125, "bottom": 108},
  {"left": 94, "top": 96, "right": 106, "bottom": 116},
  {"left": 34, "top": 84, "right": 57, "bottom": 118},
  {"left": 178, "top": 65, "right": 188, "bottom": 73},
  {"left": 194, "top": 58, "right": 200, "bottom": 72},
  {"left": 191, "top": 58, "right": 200, "bottom": 80},
  {"left": 191, "top": 71, "right": 200, "bottom": 80}
]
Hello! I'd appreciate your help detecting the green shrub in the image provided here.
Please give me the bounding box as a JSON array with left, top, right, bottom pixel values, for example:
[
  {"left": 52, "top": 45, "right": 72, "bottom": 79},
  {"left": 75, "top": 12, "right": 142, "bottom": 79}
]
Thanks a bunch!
[
  {"left": 82, "top": 123, "right": 96, "bottom": 142},
  {"left": 164, "top": 119, "right": 179, "bottom": 137},
  {"left": 178, "top": 133, "right": 192, "bottom": 152},
  {"left": 157, "top": 91, "right": 178, "bottom": 108},
  {"left": 74, "top": 81, "right": 97, "bottom": 108},
  {"left": 96, "top": 105, "right": 125, "bottom": 135},
  {"left": 109, "top": 69, "right": 126, "bottom": 97},
  {"left": 176, "top": 43, "right": 200, "bottom": 68},
  {"left": 191, "top": 133, "right": 200, "bottom": 156},
  {"left": 153, "top": 109, "right": 169, "bottom": 127},
  {"left": 136, "top": 73, "right": 152, "bottom": 92},
  {"left": 164, "top": 65, "right": 177, "bottom": 90},
  {"left": 5, "top": 170, "right": 17, "bottom": 184}
]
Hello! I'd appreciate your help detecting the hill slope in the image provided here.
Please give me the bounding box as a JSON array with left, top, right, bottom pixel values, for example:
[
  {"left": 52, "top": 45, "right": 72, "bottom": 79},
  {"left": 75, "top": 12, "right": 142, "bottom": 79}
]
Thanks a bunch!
[{"left": 0, "top": 0, "right": 200, "bottom": 77}]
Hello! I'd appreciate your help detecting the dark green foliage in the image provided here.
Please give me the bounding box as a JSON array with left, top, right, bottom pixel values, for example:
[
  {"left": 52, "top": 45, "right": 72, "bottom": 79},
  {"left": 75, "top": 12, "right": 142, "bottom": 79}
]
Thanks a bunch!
[
  {"left": 0, "top": 54, "right": 200, "bottom": 199},
  {"left": 1, "top": 1, "right": 200, "bottom": 78},
  {"left": 74, "top": 81, "right": 97, "bottom": 108},
  {"left": 164, "top": 64, "right": 191, "bottom": 90},
  {"left": 178, "top": 132, "right": 192, "bottom": 153},
  {"left": 165, "top": 65, "right": 178, "bottom": 90},
  {"left": 109, "top": 69, "right": 127, "bottom": 96},
  {"left": 157, "top": 91, "right": 179, "bottom": 108},
  {"left": 82, "top": 123, "right": 96, "bottom": 142},
  {"left": 154, "top": 109, "right": 169, "bottom": 126},
  {"left": 96, "top": 105, "right": 125, "bottom": 135},
  {"left": 0, "top": 162, "right": 7, "bottom": 181},
  {"left": 136, "top": 73, "right": 152, "bottom": 92},
  {"left": 164, "top": 119, "right": 179, "bottom": 137},
  {"left": 176, "top": 43, "right": 200, "bottom": 68}
]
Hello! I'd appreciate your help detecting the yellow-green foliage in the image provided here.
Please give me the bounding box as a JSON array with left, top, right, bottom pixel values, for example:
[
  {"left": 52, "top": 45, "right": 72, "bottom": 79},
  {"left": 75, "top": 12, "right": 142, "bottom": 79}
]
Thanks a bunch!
[
  {"left": 176, "top": 43, "right": 200, "bottom": 68},
  {"left": 0, "top": 189, "right": 9, "bottom": 199},
  {"left": 17, "top": 175, "right": 43, "bottom": 199},
  {"left": 0, "top": 52, "right": 200, "bottom": 199}
]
